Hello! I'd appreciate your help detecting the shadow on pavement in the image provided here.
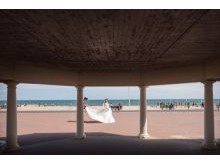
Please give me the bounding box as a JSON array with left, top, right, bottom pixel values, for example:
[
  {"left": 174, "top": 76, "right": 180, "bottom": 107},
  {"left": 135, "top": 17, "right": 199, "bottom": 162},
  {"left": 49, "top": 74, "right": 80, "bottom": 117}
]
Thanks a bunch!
[
  {"left": 1, "top": 132, "right": 220, "bottom": 155},
  {"left": 67, "top": 120, "right": 101, "bottom": 123}
]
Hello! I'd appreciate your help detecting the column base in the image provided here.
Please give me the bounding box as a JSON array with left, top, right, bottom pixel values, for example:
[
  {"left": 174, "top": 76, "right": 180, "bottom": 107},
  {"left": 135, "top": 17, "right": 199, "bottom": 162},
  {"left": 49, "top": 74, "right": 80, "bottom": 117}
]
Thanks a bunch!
[
  {"left": 5, "top": 143, "right": 20, "bottom": 151},
  {"left": 75, "top": 133, "right": 86, "bottom": 140},
  {"left": 202, "top": 141, "right": 217, "bottom": 150},
  {"left": 0, "top": 140, "right": 6, "bottom": 153},
  {"left": 217, "top": 139, "right": 220, "bottom": 146},
  {"left": 138, "top": 133, "right": 150, "bottom": 139}
]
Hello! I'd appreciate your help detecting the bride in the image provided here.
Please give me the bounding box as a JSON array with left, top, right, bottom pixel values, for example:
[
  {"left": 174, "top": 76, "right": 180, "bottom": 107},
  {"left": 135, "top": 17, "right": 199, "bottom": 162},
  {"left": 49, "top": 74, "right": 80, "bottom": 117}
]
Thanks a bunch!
[{"left": 84, "top": 97, "right": 115, "bottom": 123}]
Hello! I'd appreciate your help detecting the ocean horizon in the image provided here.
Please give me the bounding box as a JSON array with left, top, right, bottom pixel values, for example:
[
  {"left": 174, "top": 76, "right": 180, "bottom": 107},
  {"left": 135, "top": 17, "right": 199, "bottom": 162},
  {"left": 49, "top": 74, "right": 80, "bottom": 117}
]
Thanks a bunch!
[{"left": 1, "top": 99, "right": 220, "bottom": 106}]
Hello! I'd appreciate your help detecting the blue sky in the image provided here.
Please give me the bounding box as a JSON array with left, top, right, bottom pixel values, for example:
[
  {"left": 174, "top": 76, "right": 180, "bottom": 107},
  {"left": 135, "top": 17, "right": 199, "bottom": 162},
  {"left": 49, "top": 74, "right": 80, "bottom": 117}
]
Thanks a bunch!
[{"left": 0, "top": 82, "right": 220, "bottom": 100}]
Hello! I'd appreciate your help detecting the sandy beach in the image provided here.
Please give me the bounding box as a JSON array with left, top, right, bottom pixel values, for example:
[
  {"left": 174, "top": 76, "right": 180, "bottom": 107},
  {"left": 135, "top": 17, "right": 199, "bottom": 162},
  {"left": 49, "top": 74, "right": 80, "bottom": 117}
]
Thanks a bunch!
[{"left": 1, "top": 104, "right": 219, "bottom": 112}]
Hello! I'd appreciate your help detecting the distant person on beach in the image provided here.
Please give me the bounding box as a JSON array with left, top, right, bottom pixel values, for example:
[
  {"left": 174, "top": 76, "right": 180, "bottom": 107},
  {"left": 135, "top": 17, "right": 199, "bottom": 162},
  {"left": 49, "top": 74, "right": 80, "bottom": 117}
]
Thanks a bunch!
[
  {"left": 169, "top": 103, "right": 174, "bottom": 110},
  {"left": 175, "top": 103, "right": 178, "bottom": 108},
  {"left": 187, "top": 102, "right": 190, "bottom": 109},
  {"left": 160, "top": 102, "right": 165, "bottom": 110},
  {"left": 217, "top": 103, "right": 220, "bottom": 110},
  {"left": 118, "top": 103, "right": 122, "bottom": 111},
  {"left": 201, "top": 102, "right": 204, "bottom": 108}
]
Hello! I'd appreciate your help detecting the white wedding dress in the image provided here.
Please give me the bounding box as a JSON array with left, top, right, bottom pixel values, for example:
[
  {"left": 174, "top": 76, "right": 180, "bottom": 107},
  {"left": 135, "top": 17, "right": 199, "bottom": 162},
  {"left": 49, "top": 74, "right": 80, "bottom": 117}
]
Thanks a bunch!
[{"left": 85, "top": 102, "right": 115, "bottom": 123}]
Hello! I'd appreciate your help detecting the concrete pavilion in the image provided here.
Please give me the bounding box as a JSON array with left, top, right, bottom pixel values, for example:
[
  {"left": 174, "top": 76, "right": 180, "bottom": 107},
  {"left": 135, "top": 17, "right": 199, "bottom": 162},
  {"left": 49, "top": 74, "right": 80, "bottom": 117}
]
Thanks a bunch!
[{"left": 0, "top": 10, "right": 220, "bottom": 152}]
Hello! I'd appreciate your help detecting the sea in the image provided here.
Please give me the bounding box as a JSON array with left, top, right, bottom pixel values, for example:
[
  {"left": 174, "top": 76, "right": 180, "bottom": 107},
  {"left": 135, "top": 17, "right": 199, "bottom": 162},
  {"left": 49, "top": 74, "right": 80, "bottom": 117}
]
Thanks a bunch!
[{"left": 0, "top": 99, "right": 220, "bottom": 107}]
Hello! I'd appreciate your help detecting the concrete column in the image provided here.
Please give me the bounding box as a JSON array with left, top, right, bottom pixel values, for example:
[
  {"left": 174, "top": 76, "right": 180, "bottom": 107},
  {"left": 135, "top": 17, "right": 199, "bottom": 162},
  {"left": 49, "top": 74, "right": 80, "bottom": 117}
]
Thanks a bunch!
[
  {"left": 202, "top": 80, "right": 217, "bottom": 149},
  {"left": 139, "top": 85, "right": 149, "bottom": 139},
  {"left": 75, "top": 86, "right": 86, "bottom": 139},
  {"left": 5, "top": 81, "right": 20, "bottom": 150}
]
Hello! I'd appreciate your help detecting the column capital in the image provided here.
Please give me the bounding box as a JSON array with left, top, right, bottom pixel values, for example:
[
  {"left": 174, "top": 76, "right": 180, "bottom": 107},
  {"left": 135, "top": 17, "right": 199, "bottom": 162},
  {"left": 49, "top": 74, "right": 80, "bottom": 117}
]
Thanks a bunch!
[
  {"left": 4, "top": 80, "right": 18, "bottom": 87},
  {"left": 76, "top": 85, "right": 84, "bottom": 89},
  {"left": 201, "top": 79, "right": 216, "bottom": 85},
  {"left": 139, "top": 85, "right": 148, "bottom": 89}
]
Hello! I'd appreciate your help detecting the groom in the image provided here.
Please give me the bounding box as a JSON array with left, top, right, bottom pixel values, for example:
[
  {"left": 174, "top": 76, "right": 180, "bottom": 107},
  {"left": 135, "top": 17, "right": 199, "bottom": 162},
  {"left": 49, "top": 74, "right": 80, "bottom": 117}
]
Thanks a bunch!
[{"left": 83, "top": 97, "right": 88, "bottom": 110}]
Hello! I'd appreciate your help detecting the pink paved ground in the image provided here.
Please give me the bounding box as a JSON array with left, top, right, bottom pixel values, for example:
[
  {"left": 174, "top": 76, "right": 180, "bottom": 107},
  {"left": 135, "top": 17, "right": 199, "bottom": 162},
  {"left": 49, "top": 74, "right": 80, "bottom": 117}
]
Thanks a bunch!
[{"left": 0, "top": 111, "right": 220, "bottom": 139}]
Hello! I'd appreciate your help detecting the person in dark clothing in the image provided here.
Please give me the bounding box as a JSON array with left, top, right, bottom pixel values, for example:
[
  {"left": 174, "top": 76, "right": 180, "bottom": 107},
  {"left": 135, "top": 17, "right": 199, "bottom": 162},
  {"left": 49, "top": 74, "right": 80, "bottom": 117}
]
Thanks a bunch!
[
  {"left": 187, "top": 102, "right": 190, "bottom": 109},
  {"left": 83, "top": 97, "right": 88, "bottom": 109}
]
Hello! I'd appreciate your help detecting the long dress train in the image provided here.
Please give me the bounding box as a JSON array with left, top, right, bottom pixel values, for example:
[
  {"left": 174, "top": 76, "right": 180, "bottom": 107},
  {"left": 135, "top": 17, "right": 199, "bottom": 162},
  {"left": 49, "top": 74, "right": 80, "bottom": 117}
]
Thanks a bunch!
[{"left": 85, "top": 103, "right": 115, "bottom": 123}]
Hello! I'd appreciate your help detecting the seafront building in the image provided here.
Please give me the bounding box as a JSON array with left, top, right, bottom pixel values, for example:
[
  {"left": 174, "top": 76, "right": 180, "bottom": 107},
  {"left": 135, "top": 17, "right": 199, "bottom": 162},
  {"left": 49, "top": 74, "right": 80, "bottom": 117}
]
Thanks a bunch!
[{"left": 0, "top": 10, "right": 220, "bottom": 152}]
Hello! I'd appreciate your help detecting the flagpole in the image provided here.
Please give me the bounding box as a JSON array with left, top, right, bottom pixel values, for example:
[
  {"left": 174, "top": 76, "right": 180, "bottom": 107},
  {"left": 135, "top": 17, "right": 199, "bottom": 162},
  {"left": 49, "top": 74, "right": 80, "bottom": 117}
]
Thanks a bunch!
[{"left": 128, "top": 87, "right": 131, "bottom": 110}]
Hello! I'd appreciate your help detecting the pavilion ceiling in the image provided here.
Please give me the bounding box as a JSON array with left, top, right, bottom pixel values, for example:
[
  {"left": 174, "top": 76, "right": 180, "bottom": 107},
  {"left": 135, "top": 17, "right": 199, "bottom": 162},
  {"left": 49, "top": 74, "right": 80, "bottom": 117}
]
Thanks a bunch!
[{"left": 0, "top": 10, "right": 220, "bottom": 71}]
